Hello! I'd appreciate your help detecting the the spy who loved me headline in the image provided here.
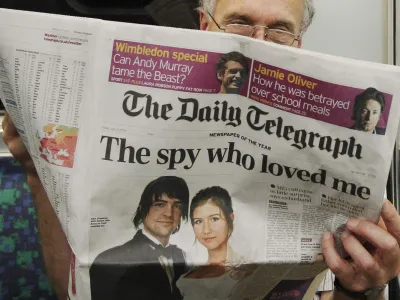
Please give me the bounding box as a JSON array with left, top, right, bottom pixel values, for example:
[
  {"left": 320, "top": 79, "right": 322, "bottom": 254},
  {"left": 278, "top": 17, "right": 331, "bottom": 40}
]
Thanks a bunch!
[{"left": 99, "top": 90, "right": 370, "bottom": 201}]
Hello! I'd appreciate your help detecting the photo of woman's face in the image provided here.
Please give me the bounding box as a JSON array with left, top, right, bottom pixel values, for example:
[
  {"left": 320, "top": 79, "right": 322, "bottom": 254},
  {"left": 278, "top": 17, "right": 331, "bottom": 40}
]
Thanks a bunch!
[
  {"left": 356, "top": 99, "right": 382, "bottom": 132},
  {"left": 193, "top": 200, "right": 230, "bottom": 251}
]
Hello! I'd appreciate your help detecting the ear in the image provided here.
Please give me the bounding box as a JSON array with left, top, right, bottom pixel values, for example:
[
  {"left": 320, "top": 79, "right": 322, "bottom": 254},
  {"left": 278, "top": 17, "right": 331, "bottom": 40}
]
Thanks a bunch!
[
  {"left": 199, "top": 9, "right": 210, "bottom": 31},
  {"left": 217, "top": 71, "right": 224, "bottom": 82},
  {"left": 230, "top": 213, "right": 235, "bottom": 222}
]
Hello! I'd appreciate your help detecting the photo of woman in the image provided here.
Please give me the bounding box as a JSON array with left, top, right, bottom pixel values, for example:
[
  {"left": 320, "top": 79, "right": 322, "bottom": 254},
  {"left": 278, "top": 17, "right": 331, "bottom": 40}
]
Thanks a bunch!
[{"left": 176, "top": 186, "right": 254, "bottom": 300}]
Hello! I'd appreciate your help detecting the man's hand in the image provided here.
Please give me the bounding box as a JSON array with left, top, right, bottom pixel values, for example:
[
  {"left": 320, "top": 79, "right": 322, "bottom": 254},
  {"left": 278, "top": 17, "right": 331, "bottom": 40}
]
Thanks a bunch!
[
  {"left": 2, "top": 112, "right": 71, "bottom": 300},
  {"left": 322, "top": 200, "right": 400, "bottom": 295},
  {"left": 2, "top": 112, "right": 43, "bottom": 196},
  {"left": 2, "top": 113, "right": 37, "bottom": 177}
]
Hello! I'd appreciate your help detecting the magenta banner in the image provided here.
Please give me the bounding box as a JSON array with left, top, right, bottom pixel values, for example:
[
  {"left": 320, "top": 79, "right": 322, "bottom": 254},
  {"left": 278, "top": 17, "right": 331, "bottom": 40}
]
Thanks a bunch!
[
  {"left": 249, "top": 61, "right": 392, "bottom": 135},
  {"left": 110, "top": 40, "right": 223, "bottom": 94},
  {"left": 108, "top": 40, "right": 392, "bottom": 135}
]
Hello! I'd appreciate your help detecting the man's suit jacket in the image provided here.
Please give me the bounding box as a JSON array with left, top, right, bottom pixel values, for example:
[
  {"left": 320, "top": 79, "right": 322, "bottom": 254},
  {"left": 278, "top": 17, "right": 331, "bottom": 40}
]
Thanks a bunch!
[
  {"left": 349, "top": 124, "right": 386, "bottom": 135},
  {"left": 89, "top": 230, "right": 188, "bottom": 300}
]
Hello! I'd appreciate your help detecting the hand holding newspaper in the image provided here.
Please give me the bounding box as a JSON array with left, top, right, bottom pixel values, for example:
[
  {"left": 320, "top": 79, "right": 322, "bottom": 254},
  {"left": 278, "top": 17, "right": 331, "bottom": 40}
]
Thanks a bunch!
[{"left": 0, "top": 8, "right": 399, "bottom": 300}]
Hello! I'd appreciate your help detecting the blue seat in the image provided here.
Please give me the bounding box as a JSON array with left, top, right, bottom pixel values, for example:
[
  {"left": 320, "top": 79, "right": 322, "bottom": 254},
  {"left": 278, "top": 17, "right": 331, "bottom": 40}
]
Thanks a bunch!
[{"left": 0, "top": 157, "right": 57, "bottom": 299}]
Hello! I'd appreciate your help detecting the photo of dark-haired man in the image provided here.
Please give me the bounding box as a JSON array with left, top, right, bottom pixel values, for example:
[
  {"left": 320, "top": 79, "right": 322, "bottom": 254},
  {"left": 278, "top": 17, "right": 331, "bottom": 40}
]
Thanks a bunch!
[
  {"left": 89, "top": 176, "right": 190, "bottom": 300},
  {"left": 350, "top": 87, "right": 386, "bottom": 135},
  {"left": 216, "top": 51, "right": 249, "bottom": 95}
]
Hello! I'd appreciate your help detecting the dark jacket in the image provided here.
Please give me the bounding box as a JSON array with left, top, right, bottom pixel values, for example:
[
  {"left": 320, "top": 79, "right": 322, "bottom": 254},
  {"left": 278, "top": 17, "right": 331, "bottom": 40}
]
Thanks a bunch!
[
  {"left": 350, "top": 124, "right": 386, "bottom": 135},
  {"left": 89, "top": 230, "right": 188, "bottom": 300}
]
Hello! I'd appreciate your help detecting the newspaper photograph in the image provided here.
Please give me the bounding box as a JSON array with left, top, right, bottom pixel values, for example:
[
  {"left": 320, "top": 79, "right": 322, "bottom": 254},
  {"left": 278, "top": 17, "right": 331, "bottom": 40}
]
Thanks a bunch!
[{"left": 0, "top": 8, "right": 399, "bottom": 300}]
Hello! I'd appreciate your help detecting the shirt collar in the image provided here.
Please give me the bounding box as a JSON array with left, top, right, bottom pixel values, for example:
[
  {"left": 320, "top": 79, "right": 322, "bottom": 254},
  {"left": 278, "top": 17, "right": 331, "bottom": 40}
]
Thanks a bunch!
[{"left": 142, "top": 228, "right": 170, "bottom": 248}]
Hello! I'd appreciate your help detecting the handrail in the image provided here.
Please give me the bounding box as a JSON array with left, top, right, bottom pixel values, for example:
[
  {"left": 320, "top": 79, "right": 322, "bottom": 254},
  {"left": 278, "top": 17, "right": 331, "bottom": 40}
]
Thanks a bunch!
[
  {"left": 387, "top": 142, "right": 399, "bottom": 210},
  {"left": 387, "top": 140, "right": 400, "bottom": 300}
]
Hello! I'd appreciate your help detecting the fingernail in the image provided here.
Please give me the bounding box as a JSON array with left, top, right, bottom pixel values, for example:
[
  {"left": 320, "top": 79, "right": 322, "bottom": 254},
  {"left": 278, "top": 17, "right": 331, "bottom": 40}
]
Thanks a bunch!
[
  {"left": 323, "top": 232, "right": 331, "bottom": 240},
  {"left": 341, "top": 230, "right": 351, "bottom": 239},
  {"left": 347, "top": 218, "right": 359, "bottom": 229}
]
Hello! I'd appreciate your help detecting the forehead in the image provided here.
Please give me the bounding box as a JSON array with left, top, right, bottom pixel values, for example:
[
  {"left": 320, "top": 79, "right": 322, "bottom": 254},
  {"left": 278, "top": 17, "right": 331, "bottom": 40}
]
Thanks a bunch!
[
  {"left": 363, "top": 99, "right": 382, "bottom": 109},
  {"left": 225, "top": 61, "right": 245, "bottom": 69},
  {"left": 154, "top": 193, "right": 181, "bottom": 203},
  {"left": 214, "top": 0, "right": 304, "bottom": 31},
  {"left": 193, "top": 201, "right": 221, "bottom": 217}
]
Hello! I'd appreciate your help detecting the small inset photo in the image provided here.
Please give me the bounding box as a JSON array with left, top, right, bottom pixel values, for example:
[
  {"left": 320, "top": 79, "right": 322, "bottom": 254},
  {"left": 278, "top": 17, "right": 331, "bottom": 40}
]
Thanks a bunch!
[
  {"left": 350, "top": 87, "right": 387, "bottom": 135},
  {"left": 37, "top": 123, "right": 79, "bottom": 168},
  {"left": 216, "top": 51, "right": 250, "bottom": 95}
]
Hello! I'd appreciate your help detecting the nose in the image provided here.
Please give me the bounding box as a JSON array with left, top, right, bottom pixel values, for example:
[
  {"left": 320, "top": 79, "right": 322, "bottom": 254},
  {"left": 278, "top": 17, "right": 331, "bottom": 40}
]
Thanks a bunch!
[
  {"left": 203, "top": 220, "right": 212, "bottom": 234},
  {"left": 252, "top": 27, "right": 267, "bottom": 40},
  {"left": 163, "top": 204, "right": 173, "bottom": 217},
  {"left": 365, "top": 111, "right": 370, "bottom": 121}
]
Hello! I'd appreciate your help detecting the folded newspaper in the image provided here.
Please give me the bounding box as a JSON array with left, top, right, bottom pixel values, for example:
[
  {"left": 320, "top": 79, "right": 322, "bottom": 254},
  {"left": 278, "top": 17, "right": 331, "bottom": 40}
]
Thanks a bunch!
[{"left": 1, "top": 8, "right": 399, "bottom": 300}]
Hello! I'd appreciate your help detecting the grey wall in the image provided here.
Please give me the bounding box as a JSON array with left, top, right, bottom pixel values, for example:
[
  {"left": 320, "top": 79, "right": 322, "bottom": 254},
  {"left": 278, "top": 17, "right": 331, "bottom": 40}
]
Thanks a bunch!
[{"left": 302, "top": 0, "right": 389, "bottom": 64}]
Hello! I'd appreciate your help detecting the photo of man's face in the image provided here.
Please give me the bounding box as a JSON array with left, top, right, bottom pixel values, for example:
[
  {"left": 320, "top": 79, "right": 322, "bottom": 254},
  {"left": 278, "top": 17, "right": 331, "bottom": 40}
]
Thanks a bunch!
[
  {"left": 351, "top": 87, "right": 386, "bottom": 135},
  {"left": 218, "top": 61, "right": 247, "bottom": 94},
  {"left": 355, "top": 99, "right": 382, "bottom": 132},
  {"left": 143, "top": 193, "right": 183, "bottom": 240}
]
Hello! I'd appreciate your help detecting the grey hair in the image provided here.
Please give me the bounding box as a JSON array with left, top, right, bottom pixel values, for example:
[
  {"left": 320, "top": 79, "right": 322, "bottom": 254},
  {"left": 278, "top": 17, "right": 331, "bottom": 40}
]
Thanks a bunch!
[{"left": 199, "top": 0, "right": 315, "bottom": 34}]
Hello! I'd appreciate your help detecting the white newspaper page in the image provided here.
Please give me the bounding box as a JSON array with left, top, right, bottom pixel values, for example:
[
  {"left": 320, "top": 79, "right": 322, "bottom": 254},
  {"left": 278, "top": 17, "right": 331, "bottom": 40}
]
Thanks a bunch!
[
  {"left": 0, "top": 9, "right": 99, "bottom": 262},
  {"left": 81, "top": 20, "right": 400, "bottom": 300},
  {"left": 0, "top": 8, "right": 399, "bottom": 300}
]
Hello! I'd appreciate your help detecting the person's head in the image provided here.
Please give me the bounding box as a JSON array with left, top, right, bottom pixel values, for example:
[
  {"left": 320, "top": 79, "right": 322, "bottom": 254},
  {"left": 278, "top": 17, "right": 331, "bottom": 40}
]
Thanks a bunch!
[
  {"left": 216, "top": 51, "right": 249, "bottom": 94},
  {"left": 352, "top": 87, "right": 385, "bottom": 133},
  {"left": 133, "top": 176, "right": 189, "bottom": 243},
  {"left": 198, "top": 0, "right": 315, "bottom": 48},
  {"left": 190, "top": 186, "right": 234, "bottom": 251}
]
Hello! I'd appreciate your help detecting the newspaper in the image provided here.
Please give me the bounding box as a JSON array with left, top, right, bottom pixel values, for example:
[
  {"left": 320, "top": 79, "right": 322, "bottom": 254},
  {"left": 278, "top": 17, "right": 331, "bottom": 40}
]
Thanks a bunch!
[{"left": 0, "top": 8, "right": 399, "bottom": 300}]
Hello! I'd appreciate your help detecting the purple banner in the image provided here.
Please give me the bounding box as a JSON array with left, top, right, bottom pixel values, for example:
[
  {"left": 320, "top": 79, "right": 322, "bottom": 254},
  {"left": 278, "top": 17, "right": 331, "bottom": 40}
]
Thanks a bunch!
[
  {"left": 109, "top": 40, "right": 251, "bottom": 95},
  {"left": 249, "top": 61, "right": 392, "bottom": 135},
  {"left": 108, "top": 40, "right": 392, "bottom": 135}
]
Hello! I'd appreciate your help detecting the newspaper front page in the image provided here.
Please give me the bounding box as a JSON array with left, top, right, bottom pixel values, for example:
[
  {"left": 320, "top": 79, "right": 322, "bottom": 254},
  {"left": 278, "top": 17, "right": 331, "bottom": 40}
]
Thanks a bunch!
[{"left": 0, "top": 8, "right": 399, "bottom": 300}]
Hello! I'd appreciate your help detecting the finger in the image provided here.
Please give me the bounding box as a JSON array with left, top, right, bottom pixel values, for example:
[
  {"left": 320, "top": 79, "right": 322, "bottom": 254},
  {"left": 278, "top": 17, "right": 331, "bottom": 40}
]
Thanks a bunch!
[
  {"left": 1, "top": 112, "right": 6, "bottom": 129},
  {"left": 341, "top": 230, "right": 382, "bottom": 278},
  {"left": 381, "top": 200, "right": 400, "bottom": 244},
  {"left": 2, "top": 112, "right": 19, "bottom": 139},
  {"left": 6, "top": 137, "right": 29, "bottom": 161},
  {"left": 377, "top": 217, "right": 387, "bottom": 231},
  {"left": 1, "top": 113, "right": 28, "bottom": 160},
  {"left": 321, "top": 232, "right": 354, "bottom": 281},
  {"left": 346, "top": 217, "right": 400, "bottom": 260},
  {"left": 9, "top": 140, "right": 37, "bottom": 176}
]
